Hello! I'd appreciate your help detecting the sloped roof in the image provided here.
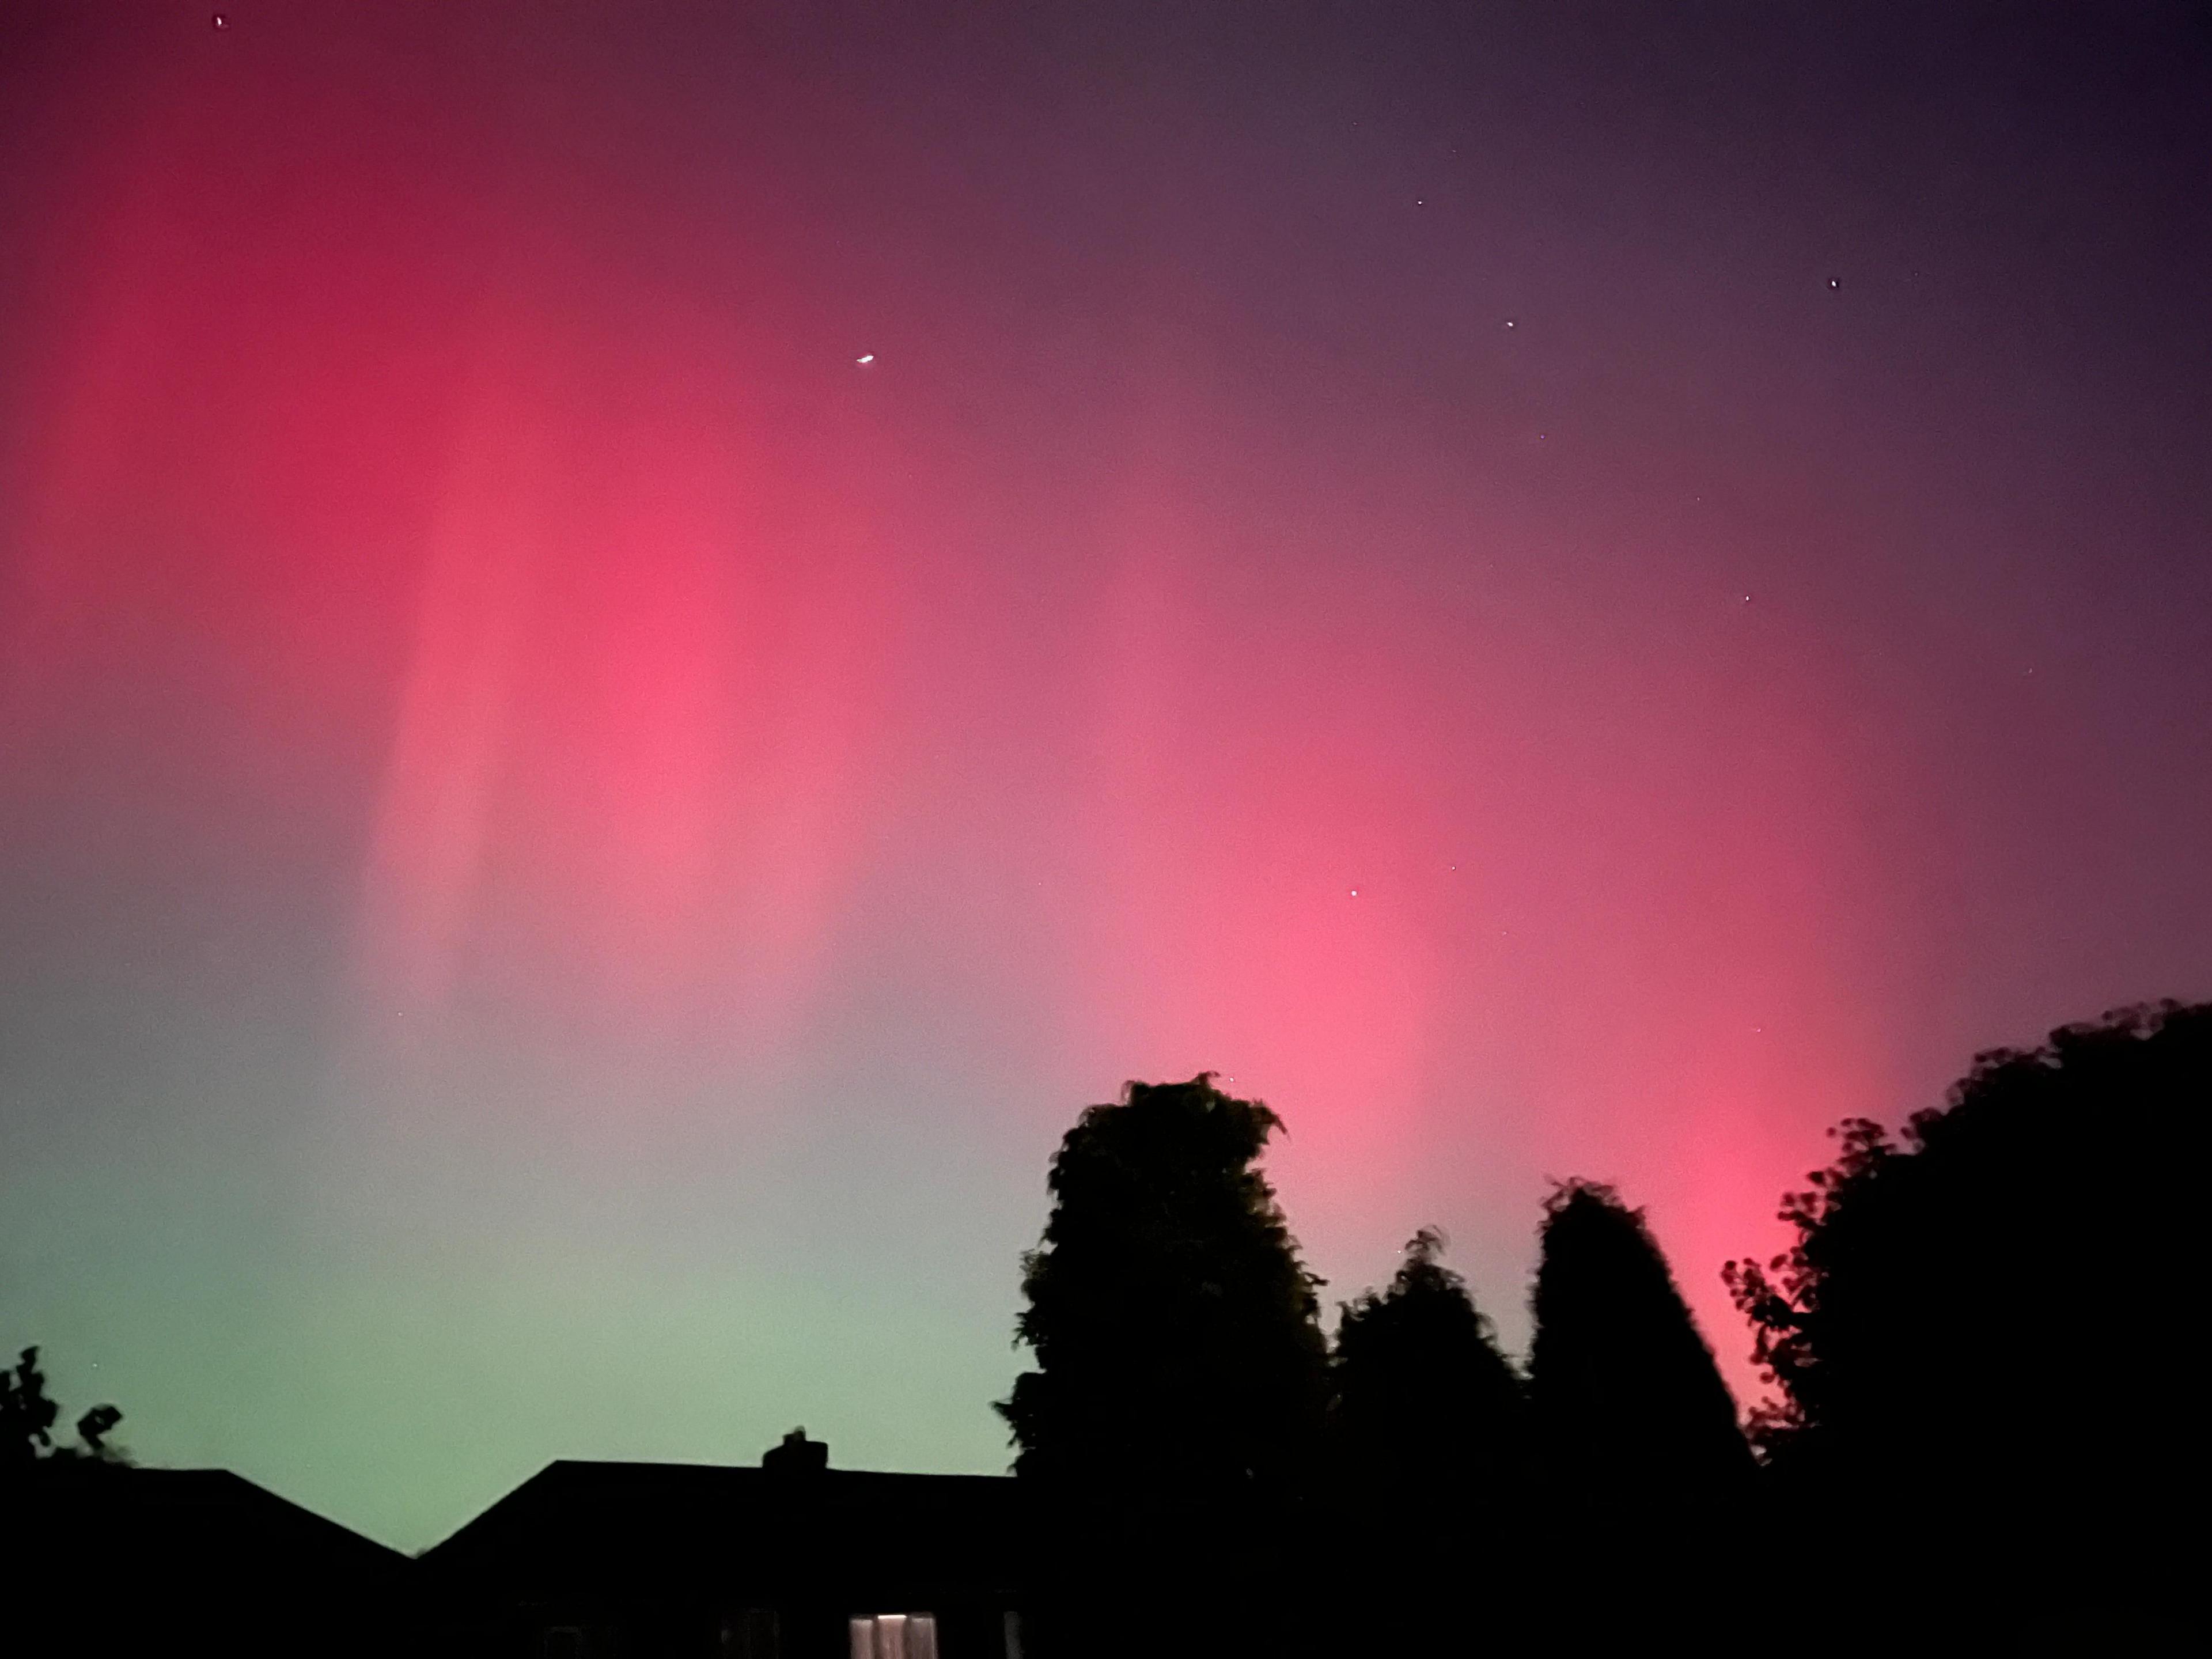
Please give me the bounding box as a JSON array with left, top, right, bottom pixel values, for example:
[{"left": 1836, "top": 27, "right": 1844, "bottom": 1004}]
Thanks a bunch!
[
  {"left": 31, "top": 1464, "right": 407, "bottom": 1576},
  {"left": 422, "top": 1459, "right": 1031, "bottom": 1609},
  {"left": 12, "top": 1464, "right": 413, "bottom": 1654}
]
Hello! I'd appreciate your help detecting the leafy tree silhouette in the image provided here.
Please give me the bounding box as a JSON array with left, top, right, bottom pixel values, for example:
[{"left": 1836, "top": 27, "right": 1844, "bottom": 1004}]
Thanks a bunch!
[
  {"left": 0, "top": 1347, "right": 62, "bottom": 1467},
  {"left": 999, "top": 1073, "right": 1328, "bottom": 1658},
  {"left": 1328, "top": 1229, "right": 1530, "bottom": 1648},
  {"left": 1, "top": 1346, "right": 124, "bottom": 1468},
  {"left": 2, "top": 1343, "right": 128, "bottom": 1633},
  {"left": 1725, "top": 999, "right": 2206, "bottom": 1641}
]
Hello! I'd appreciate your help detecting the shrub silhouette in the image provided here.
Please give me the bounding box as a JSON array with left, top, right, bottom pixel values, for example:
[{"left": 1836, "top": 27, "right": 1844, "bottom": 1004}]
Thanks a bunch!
[
  {"left": 1, "top": 1347, "right": 124, "bottom": 1469},
  {"left": 0, "top": 1348, "right": 62, "bottom": 1467}
]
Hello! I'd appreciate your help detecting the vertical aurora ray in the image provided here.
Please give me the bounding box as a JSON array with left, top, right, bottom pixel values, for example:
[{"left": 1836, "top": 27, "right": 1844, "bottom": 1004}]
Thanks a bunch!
[
  {"left": 357, "top": 357, "right": 547, "bottom": 1018},
  {"left": 351, "top": 319, "right": 896, "bottom": 1055}
]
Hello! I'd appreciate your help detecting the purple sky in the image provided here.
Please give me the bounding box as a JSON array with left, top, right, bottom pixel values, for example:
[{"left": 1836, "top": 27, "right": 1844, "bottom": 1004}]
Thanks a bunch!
[{"left": 1, "top": 2, "right": 2207, "bottom": 1549}]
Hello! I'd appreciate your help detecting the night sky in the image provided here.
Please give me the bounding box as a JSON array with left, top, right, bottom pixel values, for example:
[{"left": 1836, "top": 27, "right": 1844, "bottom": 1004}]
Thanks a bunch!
[{"left": 3, "top": 2, "right": 2207, "bottom": 1551}]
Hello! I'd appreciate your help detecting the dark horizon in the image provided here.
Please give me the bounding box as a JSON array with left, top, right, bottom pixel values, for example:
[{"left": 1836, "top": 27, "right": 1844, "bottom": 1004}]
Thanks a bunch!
[{"left": 17, "top": 999, "right": 2196, "bottom": 1653}]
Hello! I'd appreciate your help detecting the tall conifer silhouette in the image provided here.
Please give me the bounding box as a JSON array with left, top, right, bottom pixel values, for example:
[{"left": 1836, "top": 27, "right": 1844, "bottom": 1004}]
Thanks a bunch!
[
  {"left": 1329, "top": 1229, "right": 1529, "bottom": 1648},
  {"left": 1525, "top": 1183, "right": 1749, "bottom": 1642},
  {"left": 1528, "top": 1181, "right": 1751, "bottom": 1502},
  {"left": 999, "top": 1074, "right": 1327, "bottom": 1657},
  {"left": 1332, "top": 1228, "right": 1526, "bottom": 1512}
]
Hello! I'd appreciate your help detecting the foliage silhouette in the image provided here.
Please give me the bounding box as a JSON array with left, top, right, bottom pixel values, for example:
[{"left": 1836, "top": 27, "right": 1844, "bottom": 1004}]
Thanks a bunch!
[
  {"left": 0, "top": 1346, "right": 124, "bottom": 1468},
  {"left": 1524, "top": 1180, "right": 1750, "bottom": 1643},
  {"left": 1725, "top": 999, "right": 2207, "bottom": 1640},
  {"left": 1327, "top": 1229, "right": 1531, "bottom": 1648},
  {"left": 1331, "top": 1228, "right": 1526, "bottom": 1509},
  {"left": 998, "top": 1073, "right": 1328, "bottom": 1657},
  {"left": 1529, "top": 1183, "right": 1752, "bottom": 1507},
  {"left": 0, "top": 1347, "right": 60, "bottom": 1465}
]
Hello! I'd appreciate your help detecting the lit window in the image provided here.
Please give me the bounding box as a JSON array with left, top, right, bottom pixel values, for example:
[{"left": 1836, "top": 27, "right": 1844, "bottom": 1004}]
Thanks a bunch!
[{"left": 848, "top": 1612, "right": 939, "bottom": 1659}]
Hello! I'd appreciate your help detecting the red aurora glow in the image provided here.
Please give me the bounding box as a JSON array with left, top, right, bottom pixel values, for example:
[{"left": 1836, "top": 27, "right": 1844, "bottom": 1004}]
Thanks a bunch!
[{"left": 2, "top": 5, "right": 2206, "bottom": 1550}]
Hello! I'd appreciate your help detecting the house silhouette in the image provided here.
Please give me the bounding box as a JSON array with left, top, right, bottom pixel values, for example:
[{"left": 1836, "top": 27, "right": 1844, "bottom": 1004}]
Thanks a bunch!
[
  {"left": 420, "top": 1430, "right": 1031, "bottom": 1658},
  {"left": 9, "top": 1463, "right": 413, "bottom": 1656}
]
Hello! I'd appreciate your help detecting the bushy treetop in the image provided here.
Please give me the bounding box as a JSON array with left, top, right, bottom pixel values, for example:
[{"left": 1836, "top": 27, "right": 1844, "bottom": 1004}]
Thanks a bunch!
[
  {"left": 999, "top": 1073, "right": 1327, "bottom": 1498},
  {"left": 1725, "top": 999, "right": 2207, "bottom": 1476}
]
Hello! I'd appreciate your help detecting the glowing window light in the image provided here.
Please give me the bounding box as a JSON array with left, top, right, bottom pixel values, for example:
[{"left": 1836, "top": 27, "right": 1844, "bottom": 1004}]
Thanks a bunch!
[{"left": 848, "top": 1612, "right": 938, "bottom": 1659}]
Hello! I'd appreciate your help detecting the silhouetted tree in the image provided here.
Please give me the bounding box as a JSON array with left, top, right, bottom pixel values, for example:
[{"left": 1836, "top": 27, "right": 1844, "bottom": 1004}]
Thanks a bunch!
[
  {"left": 0, "top": 1347, "right": 123, "bottom": 1469},
  {"left": 1, "top": 1342, "right": 127, "bottom": 1629},
  {"left": 1332, "top": 1229, "right": 1526, "bottom": 1505},
  {"left": 65, "top": 1404, "right": 124, "bottom": 1463},
  {"left": 1327, "top": 1229, "right": 1529, "bottom": 1648},
  {"left": 1725, "top": 1000, "right": 2207, "bottom": 1641},
  {"left": 1525, "top": 1180, "right": 1749, "bottom": 1642},
  {"left": 998, "top": 1074, "right": 1328, "bottom": 1657},
  {"left": 1529, "top": 1183, "right": 1751, "bottom": 1505},
  {"left": 0, "top": 1347, "right": 61, "bottom": 1466}
]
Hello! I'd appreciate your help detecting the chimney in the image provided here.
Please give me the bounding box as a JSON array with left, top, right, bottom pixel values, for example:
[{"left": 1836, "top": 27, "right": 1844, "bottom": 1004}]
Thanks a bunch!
[{"left": 763, "top": 1427, "right": 828, "bottom": 1476}]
